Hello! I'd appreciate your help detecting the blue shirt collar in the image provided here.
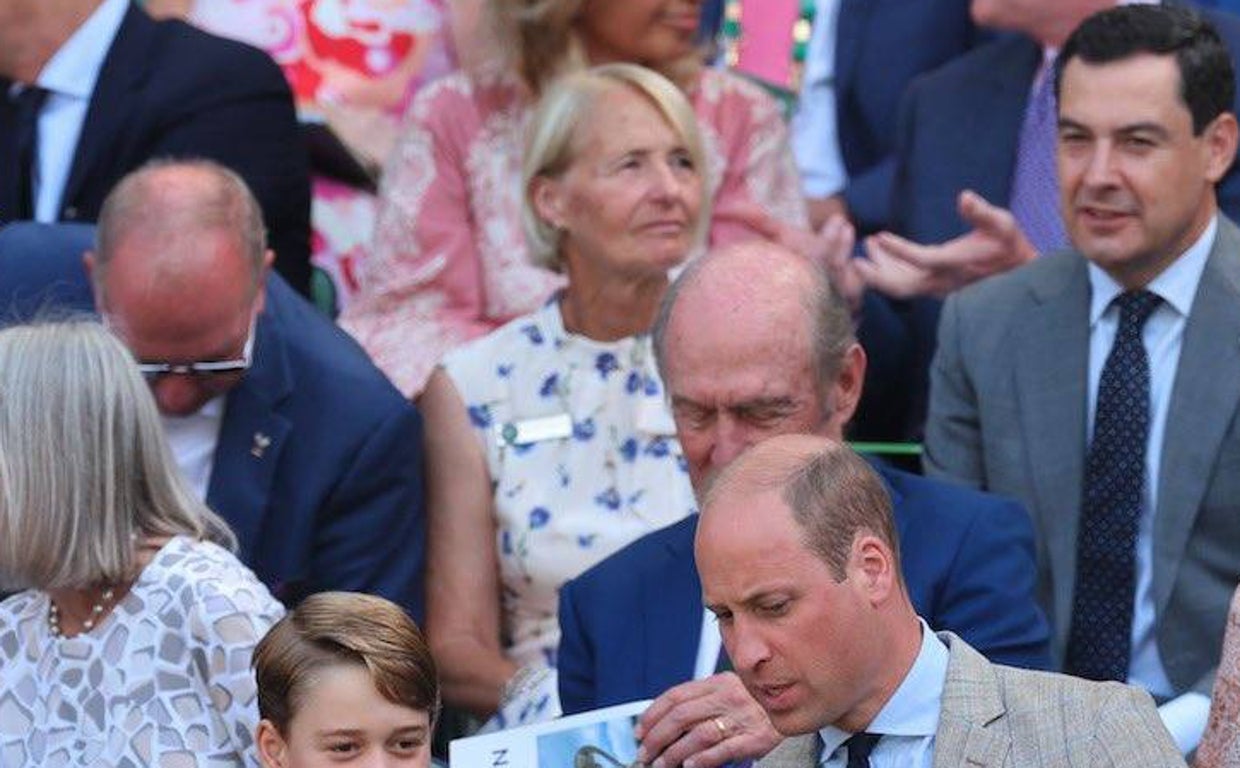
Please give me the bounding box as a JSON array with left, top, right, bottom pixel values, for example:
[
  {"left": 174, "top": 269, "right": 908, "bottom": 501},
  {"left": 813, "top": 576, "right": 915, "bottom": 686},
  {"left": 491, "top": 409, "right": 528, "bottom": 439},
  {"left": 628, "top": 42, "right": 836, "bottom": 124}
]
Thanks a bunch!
[
  {"left": 816, "top": 619, "right": 948, "bottom": 760},
  {"left": 1088, "top": 213, "right": 1215, "bottom": 327}
]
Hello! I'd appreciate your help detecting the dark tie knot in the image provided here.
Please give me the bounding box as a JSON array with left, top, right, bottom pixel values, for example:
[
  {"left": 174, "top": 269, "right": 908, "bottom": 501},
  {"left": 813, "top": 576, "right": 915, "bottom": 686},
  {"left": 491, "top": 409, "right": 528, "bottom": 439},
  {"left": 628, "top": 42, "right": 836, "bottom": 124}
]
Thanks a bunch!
[
  {"left": 1113, "top": 289, "right": 1162, "bottom": 330},
  {"left": 9, "top": 85, "right": 48, "bottom": 113},
  {"left": 844, "top": 732, "right": 882, "bottom": 765}
]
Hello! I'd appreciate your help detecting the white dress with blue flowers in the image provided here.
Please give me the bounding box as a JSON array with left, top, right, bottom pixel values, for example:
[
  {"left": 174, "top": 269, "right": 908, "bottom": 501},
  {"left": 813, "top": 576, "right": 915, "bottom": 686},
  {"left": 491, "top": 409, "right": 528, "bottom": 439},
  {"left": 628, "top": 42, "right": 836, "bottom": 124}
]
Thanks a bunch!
[{"left": 441, "top": 300, "right": 698, "bottom": 671}]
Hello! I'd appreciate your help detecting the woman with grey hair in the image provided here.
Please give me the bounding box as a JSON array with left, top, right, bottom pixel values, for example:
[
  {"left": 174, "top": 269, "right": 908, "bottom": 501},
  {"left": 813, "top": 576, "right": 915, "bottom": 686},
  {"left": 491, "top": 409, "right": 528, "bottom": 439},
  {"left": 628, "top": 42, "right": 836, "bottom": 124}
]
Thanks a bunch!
[
  {"left": 0, "top": 320, "right": 285, "bottom": 766},
  {"left": 418, "top": 63, "right": 704, "bottom": 727}
]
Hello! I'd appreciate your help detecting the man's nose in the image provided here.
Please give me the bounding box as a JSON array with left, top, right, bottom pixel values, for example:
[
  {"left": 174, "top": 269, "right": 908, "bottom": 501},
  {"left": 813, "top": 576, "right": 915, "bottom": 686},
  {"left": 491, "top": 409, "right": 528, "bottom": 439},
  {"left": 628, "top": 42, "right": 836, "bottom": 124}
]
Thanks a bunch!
[
  {"left": 150, "top": 374, "right": 205, "bottom": 417},
  {"left": 726, "top": 618, "right": 772, "bottom": 673},
  {"left": 1083, "top": 142, "right": 1121, "bottom": 187},
  {"left": 708, "top": 414, "right": 752, "bottom": 472}
]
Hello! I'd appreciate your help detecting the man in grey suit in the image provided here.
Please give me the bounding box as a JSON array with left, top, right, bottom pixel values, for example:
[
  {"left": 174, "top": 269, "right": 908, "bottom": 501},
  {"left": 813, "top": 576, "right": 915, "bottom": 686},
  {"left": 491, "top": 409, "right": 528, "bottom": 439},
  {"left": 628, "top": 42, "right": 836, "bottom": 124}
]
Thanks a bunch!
[
  {"left": 699, "top": 435, "right": 1182, "bottom": 767},
  {"left": 926, "top": 4, "right": 1240, "bottom": 755}
]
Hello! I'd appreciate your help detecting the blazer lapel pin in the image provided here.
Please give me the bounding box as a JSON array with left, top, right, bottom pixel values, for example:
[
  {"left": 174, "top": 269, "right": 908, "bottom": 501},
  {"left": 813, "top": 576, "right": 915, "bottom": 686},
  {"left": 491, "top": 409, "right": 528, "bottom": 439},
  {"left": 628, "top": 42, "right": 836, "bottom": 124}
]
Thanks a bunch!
[{"left": 251, "top": 432, "right": 272, "bottom": 458}]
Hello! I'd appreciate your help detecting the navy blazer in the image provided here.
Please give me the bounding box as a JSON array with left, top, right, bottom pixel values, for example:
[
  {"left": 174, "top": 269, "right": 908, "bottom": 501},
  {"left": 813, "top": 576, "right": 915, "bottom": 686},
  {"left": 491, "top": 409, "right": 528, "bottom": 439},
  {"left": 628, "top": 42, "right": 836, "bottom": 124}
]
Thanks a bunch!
[
  {"left": 0, "top": 2, "right": 312, "bottom": 294},
  {"left": 0, "top": 223, "right": 426, "bottom": 619},
  {"left": 833, "top": 0, "right": 985, "bottom": 233},
  {"left": 557, "top": 460, "right": 1051, "bottom": 714}
]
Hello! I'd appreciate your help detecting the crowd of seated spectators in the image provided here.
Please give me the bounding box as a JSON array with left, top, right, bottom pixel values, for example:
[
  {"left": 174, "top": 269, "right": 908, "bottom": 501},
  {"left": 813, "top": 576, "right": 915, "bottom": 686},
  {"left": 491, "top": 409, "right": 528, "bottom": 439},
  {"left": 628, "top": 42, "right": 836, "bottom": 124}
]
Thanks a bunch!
[{"left": 5, "top": 0, "right": 1240, "bottom": 766}]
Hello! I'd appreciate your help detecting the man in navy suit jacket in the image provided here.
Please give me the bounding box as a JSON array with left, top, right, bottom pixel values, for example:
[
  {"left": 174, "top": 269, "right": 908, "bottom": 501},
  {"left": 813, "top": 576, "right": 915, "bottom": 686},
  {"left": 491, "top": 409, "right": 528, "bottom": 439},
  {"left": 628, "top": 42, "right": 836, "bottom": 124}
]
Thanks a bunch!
[
  {"left": 0, "top": 0, "right": 311, "bottom": 294},
  {"left": 557, "top": 240, "right": 1049, "bottom": 768},
  {"left": 0, "top": 162, "right": 425, "bottom": 619},
  {"left": 801, "top": 0, "right": 986, "bottom": 234}
]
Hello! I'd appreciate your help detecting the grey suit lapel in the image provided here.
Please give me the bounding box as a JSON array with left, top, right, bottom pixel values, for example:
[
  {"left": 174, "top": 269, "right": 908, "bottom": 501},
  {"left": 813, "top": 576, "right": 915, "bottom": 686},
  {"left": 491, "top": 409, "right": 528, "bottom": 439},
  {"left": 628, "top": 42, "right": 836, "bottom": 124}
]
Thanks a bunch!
[
  {"left": 1153, "top": 215, "right": 1240, "bottom": 615},
  {"left": 756, "top": 733, "right": 820, "bottom": 767},
  {"left": 934, "top": 633, "right": 1011, "bottom": 768},
  {"left": 1013, "top": 254, "right": 1091, "bottom": 642}
]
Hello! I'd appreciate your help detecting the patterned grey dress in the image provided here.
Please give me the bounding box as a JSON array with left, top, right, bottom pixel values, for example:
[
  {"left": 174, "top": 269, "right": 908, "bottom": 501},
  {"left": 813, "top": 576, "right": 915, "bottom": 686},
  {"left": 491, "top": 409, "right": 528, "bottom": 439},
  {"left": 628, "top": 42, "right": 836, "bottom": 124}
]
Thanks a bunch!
[{"left": 0, "top": 536, "right": 285, "bottom": 767}]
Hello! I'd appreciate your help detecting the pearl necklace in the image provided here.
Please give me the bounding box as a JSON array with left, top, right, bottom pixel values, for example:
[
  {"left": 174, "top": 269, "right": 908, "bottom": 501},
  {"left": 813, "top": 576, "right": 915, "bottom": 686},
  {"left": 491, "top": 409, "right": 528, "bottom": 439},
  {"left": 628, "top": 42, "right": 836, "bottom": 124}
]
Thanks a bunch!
[{"left": 48, "top": 587, "right": 116, "bottom": 638}]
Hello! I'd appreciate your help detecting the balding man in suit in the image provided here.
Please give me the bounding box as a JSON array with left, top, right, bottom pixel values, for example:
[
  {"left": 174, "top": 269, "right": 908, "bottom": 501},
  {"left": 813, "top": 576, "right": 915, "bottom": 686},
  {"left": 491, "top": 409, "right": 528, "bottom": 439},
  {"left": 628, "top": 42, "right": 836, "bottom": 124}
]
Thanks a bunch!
[{"left": 698, "top": 436, "right": 1181, "bottom": 768}]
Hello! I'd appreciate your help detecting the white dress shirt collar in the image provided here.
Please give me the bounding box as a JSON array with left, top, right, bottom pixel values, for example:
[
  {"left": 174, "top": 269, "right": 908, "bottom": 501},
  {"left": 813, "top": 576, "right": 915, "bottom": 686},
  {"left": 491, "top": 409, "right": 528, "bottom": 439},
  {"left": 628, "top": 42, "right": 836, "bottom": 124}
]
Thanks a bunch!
[
  {"left": 817, "top": 619, "right": 948, "bottom": 759},
  {"left": 36, "top": 0, "right": 129, "bottom": 99},
  {"left": 1087, "top": 214, "right": 1216, "bottom": 327},
  {"left": 162, "top": 395, "right": 227, "bottom": 502}
]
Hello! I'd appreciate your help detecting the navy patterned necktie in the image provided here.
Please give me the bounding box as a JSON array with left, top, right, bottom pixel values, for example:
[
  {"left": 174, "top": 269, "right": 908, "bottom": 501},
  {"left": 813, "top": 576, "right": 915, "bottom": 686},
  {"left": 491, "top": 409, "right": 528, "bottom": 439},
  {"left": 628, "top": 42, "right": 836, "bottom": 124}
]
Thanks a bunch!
[
  {"left": 1065, "top": 289, "right": 1162, "bottom": 681},
  {"left": 843, "top": 732, "right": 881, "bottom": 768}
]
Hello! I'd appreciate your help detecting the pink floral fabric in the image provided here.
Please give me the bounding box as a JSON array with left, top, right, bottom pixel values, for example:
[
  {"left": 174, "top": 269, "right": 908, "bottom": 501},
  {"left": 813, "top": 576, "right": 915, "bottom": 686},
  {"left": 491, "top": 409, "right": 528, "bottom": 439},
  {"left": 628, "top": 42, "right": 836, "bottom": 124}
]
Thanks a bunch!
[
  {"left": 1199, "top": 586, "right": 1240, "bottom": 768},
  {"left": 184, "top": 0, "right": 457, "bottom": 310},
  {"left": 340, "top": 67, "right": 807, "bottom": 396}
]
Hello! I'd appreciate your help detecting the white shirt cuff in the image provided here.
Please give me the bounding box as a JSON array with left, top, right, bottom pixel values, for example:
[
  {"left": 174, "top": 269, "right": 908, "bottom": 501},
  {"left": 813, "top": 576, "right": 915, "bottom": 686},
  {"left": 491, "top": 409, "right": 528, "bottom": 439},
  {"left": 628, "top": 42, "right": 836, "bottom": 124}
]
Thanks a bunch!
[{"left": 1158, "top": 692, "right": 1211, "bottom": 755}]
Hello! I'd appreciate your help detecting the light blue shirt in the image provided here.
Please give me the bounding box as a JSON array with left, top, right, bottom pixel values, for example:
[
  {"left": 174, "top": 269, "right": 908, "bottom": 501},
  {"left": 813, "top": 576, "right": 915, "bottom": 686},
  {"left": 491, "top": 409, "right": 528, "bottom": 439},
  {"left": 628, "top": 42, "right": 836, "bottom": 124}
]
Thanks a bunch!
[
  {"left": 1086, "top": 214, "right": 1215, "bottom": 753},
  {"left": 818, "top": 620, "right": 947, "bottom": 767},
  {"left": 790, "top": 0, "right": 846, "bottom": 199},
  {"left": 29, "top": 0, "right": 128, "bottom": 222}
]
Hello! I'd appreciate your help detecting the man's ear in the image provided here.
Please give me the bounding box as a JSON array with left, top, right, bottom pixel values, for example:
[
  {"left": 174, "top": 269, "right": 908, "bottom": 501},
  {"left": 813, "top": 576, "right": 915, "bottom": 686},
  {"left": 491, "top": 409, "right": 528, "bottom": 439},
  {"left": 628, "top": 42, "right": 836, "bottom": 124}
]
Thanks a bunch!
[
  {"left": 826, "top": 343, "right": 866, "bottom": 433},
  {"left": 255, "top": 249, "right": 275, "bottom": 314},
  {"left": 1203, "top": 112, "right": 1239, "bottom": 184},
  {"left": 255, "top": 720, "right": 289, "bottom": 768},
  {"left": 850, "top": 532, "right": 898, "bottom": 606},
  {"left": 83, "top": 251, "right": 105, "bottom": 309}
]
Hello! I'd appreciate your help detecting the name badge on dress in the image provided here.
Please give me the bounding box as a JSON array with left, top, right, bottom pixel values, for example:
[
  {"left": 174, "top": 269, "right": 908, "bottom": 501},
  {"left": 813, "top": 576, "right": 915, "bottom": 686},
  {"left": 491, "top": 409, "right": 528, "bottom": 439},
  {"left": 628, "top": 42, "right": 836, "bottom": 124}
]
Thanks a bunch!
[
  {"left": 637, "top": 395, "right": 678, "bottom": 436},
  {"left": 495, "top": 413, "right": 574, "bottom": 447}
]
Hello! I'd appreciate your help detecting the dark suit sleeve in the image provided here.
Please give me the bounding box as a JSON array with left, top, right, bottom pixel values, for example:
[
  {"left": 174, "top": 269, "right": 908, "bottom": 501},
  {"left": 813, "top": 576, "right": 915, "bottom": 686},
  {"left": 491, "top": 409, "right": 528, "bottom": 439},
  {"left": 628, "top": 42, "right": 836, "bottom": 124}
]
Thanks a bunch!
[
  {"left": 923, "top": 293, "right": 987, "bottom": 485},
  {"left": 1205, "top": 8, "right": 1240, "bottom": 226},
  {"left": 842, "top": 156, "right": 896, "bottom": 235},
  {"left": 851, "top": 289, "right": 918, "bottom": 441},
  {"left": 305, "top": 401, "right": 427, "bottom": 621},
  {"left": 557, "top": 577, "right": 597, "bottom": 715},
  {"left": 149, "top": 37, "right": 312, "bottom": 294},
  {"left": 935, "top": 494, "right": 1052, "bottom": 670}
]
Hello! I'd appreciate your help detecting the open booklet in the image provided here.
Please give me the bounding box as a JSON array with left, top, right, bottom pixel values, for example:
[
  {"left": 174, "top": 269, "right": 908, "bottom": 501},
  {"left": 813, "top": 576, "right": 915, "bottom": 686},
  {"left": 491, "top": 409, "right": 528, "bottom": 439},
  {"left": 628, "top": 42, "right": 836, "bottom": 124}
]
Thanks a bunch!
[
  {"left": 450, "top": 700, "right": 756, "bottom": 767},
  {"left": 451, "top": 700, "right": 649, "bottom": 767}
]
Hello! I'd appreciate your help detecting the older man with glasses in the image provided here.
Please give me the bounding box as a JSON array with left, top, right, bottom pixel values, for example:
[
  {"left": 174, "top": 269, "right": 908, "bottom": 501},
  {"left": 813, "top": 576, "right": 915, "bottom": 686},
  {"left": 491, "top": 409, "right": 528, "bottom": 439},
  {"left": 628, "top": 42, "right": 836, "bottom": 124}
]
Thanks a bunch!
[{"left": 78, "top": 158, "right": 428, "bottom": 618}]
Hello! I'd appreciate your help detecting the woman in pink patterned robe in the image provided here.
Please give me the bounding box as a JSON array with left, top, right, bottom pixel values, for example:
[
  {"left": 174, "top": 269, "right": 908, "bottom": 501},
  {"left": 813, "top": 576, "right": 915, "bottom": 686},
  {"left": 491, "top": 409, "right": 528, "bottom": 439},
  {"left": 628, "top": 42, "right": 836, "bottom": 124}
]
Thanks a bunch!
[{"left": 340, "top": 0, "right": 808, "bottom": 397}]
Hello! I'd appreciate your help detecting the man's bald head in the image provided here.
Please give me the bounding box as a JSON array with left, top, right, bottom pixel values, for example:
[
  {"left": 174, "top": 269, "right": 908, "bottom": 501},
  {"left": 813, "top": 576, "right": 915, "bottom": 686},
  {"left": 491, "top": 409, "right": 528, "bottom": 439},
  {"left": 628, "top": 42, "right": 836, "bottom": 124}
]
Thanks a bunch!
[
  {"left": 94, "top": 159, "right": 268, "bottom": 300},
  {"left": 702, "top": 434, "right": 901, "bottom": 581},
  {"left": 695, "top": 434, "right": 915, "bottom": 735},
  {"left": 88, "top": 160, "right": 272, "bottom": 417},
  {"left": 653, "top": 240, "right": 855, "bottom": 400},
  {"left": 651, "top": 240, "right": 865, "bottom": 490}
]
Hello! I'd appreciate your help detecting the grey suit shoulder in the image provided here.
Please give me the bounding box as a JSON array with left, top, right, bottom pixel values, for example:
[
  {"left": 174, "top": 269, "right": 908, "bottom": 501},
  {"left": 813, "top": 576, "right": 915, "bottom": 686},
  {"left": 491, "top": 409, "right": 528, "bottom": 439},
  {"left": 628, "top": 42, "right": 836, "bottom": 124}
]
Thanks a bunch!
[
  {"left": 926, "top": 215, "right": 1240, "bottom": 691},
  {"left": 758, "top": 633, "right": 1183, "bottom": 768}
]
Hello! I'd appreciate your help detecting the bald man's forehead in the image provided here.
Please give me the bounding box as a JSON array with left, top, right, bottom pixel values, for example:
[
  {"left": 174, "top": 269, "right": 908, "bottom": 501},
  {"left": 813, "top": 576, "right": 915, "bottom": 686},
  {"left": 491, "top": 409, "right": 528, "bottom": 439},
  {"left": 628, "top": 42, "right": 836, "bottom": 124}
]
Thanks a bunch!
[{"left": 99, "top": 230, "right": 256, "bottom": 314}]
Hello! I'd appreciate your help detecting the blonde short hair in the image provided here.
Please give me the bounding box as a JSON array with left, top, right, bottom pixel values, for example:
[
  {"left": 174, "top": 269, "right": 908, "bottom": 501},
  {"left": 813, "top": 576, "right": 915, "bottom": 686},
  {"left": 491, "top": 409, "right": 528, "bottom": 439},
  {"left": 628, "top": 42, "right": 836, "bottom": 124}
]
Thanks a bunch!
[
  {"left": 255, "top": 591, "right": 441, "bottom": 733},
  {"left": 521, "top": 63, "right": 711, "bottom": 270},
  {"left": 0, "top": 320, "right": 235, "bottom": 590}
]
